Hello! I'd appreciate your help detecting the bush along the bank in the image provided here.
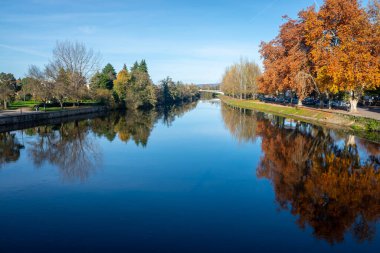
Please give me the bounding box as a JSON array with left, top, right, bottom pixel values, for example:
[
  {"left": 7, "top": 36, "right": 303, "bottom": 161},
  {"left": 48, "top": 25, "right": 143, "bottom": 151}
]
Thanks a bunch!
[{"left": 156, "top": 77, "right": 201, "bottom": 106}]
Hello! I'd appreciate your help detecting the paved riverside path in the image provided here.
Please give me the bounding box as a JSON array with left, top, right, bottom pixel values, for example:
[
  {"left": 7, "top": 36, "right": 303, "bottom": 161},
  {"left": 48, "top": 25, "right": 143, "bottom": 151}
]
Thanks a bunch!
[
  {"left": 354, "top": 107, "right": 380, "bottom": 120},
  {"left": 229, "top": 99, "right": 380, "bottom": 121},
  {"left": 0, "top": 108, "right": 41, "bottom": 117},
  {"left": 317, "top": 106, "right": 380, "bottom": 121},
  {"left": 262, "top": 102, "right": 380, "bottom": 121},
  {"left": 0, "top": 106, "right": 107, "bottom": 127}
]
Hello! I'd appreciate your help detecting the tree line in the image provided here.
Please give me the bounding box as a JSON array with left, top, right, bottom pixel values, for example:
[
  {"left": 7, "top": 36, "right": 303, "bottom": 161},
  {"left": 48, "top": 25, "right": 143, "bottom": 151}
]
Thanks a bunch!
[
  {"left": 220, "top": 58, "right": 262, "bottom": 99},
  {"left": 259, "top": 0, "right": 380, "bottom": 112},
  {"left": 0, "top": 41, "right": 200, "bottom": 110},
  {"left": 220, "top": 0, "right": 379, "bottom": 113}
]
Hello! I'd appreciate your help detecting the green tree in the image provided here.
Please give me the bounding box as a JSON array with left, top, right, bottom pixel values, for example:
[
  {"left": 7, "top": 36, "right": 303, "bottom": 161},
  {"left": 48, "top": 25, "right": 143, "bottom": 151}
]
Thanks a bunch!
[
  {"left": 102, "top": 63, "right": 116, "bottom": 80},
  {"left": 130, "top": 60, "right": 148, "bottom": 73},
  {"left": 139, "top": 59, "right": 148, "bottom": 73},
  {"left": 0, "top": 72, "right": 17, "bottom": 109},
  {"left": 157, "top": 77, "right": 200, "bottom": 105},
  {"left": 18, "top": 77, "right": 33, "bottom": 101},
  {"left": 127, "top": 68, "right": 156, "bottom": 109},
  {"left": 89, "top": 71, "right": 112, "bottom": 90},
  {"left": 159, "top": 77, "right": 176, "bottom": 104},
  {"left": 131, "top": 61, "right": 139, "bottom": 72},
  {"left": 101, "top": 63, "right": 116, "bottom": 89}
]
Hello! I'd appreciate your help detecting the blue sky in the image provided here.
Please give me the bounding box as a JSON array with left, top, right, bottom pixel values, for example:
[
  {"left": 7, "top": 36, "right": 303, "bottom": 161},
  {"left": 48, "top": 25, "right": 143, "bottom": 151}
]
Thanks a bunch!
[{"left": 0, "top": 0, "right": 324, "bottom": 83}]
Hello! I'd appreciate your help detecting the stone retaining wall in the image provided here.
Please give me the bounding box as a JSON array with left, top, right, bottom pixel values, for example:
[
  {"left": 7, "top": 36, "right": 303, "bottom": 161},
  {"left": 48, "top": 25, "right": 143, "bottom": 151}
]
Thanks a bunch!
[{"left": 0, "top": 107, "right": 107, "bottom": 127}]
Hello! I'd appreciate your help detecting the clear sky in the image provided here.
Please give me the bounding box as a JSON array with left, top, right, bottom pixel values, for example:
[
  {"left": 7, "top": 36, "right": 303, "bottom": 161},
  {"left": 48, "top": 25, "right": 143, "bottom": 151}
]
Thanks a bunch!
[{"left": 0, "top": 0, "right": 325, "bottom": 84}]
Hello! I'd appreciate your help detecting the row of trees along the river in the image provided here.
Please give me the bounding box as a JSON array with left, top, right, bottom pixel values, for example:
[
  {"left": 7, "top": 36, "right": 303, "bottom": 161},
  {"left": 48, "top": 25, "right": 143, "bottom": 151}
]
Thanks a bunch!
[
  {"left": 220, "top": 0, "right": 380, "bottom": 113},
  {"left": 220, "top": 58, "right": 262, "bottom": 100},
  {"left": 0, "top": 41, "right": 200, "bottom": 110},
  {"left": 259, "top": 0, "right": 380, "bottom": 112}
]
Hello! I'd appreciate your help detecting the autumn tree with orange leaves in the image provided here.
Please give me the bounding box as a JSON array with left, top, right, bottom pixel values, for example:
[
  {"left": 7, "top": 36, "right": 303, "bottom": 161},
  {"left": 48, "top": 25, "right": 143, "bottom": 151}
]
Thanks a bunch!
[
  {"left": 259, "top": 0, "right": 380, "bottom": 112},
  {"left": 259, "top": 14, "right": 316, "bottom": 105}
]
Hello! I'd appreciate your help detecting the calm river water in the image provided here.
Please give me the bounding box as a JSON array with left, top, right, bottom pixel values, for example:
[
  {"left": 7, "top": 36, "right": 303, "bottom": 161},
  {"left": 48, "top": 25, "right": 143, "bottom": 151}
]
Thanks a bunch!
[{"left": 0, "top": 100, "right": 379, "bottom": 253}]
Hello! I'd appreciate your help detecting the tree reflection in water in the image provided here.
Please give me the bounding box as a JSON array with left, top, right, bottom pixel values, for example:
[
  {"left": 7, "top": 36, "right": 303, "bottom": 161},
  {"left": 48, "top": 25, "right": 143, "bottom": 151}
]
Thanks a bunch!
[
  {"left": 0, "top": 132, "right": 24, "bottom": 168},
  {"left": 222, "top": 105, "right": 258, "bottom": 143},
  {"left": 90, "top": 102, "right": 198, "bottom": 146},
  {"left": 27, "top": 121, "right": 101, "bottom": 182},
  {"left": 0, "top": 102, "right": 198, "bottom": 181},
  {"left": 158, "top": 102, "right": 199, "bottom": 127},
  {"left": 222, "top": 104, "right": 380, "bottom": 244},
  {"left": 90, "top": 110, "right": 157, "bottom": 147}
]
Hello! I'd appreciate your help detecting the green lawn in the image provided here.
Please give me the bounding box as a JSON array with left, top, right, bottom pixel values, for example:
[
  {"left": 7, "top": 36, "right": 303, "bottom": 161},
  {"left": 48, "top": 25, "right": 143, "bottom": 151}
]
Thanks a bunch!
[
  {"left": 36, "top": 106, "right": 95, "bottom": 112},
  {"left": 7, "top": 100, "right": 101, "bottom": 111},
  {"left": 8, "top": 100, "right": 40, "bottom": 110}
]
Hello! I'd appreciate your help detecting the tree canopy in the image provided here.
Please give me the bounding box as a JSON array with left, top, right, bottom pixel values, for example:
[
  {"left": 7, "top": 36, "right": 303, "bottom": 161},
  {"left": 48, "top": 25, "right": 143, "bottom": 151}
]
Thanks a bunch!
[
  {"left": 221, "top": 59, "right": 261, "bottom": 99},
  {"left": 0, "top": 72, "right": 17, "bottom": 109},
  {"left": 3, "top": 41, "right": 199, "bottom": 111},
  {"left": 156, "top": 77, "right": 200, "bottom": 105},
  {"left": 258, "top": 0, "right": 380, "bottom": 111}
]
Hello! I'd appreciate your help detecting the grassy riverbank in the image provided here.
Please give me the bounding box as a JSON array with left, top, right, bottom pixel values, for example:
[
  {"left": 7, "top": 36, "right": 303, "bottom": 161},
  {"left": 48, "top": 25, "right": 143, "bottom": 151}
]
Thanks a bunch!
[
  {"left": 221, "top": 96, "right": 380, "bottom": 141},
  {"left": 5, "top": 100, "right": 101, "bottom": 111}
]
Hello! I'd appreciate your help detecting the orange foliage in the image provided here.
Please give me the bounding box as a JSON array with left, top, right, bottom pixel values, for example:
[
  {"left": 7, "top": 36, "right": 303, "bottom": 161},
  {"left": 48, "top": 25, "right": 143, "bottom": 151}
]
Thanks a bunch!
[
  {"left": 307, "top": 0, "right": 379, "bottom": 95},
  {"left": 259, "top": 0, "right": 380, "bottom": 110},
  {"left": 259, "top": 13, "right": 316, "bottom": 100}
]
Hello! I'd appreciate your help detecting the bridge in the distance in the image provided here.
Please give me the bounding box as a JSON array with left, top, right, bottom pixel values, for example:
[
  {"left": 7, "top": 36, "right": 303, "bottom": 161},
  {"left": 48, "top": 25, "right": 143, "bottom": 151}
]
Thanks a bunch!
[{"left": 199, "top": 90, "right": 224, "bottom": 95}]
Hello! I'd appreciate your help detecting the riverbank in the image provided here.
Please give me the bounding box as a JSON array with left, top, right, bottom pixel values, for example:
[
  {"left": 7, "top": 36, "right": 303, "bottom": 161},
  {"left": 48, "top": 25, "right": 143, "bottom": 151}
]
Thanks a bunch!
[
  {"left": 0, "top": 106, "right": 108, "bottom": 128},
  {"left": 221, "top": 96, "right": 380, "bottom": 141}
]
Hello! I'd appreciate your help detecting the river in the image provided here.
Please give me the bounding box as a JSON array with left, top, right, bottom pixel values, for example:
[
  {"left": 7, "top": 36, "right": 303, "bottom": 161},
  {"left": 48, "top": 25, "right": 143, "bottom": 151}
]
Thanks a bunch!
[{"left": 0, "top": 100, "right": 379, "bottom": 252}]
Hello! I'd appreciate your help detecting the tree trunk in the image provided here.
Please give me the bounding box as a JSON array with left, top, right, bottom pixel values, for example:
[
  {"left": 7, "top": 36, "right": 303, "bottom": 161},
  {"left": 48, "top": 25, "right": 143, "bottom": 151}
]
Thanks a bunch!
[
  {"left": 298, "top": 97, "right": 303, "bottom": 106},
  {"left": 349, "top": 90, "right": 359, "bottom": 113},
  {"left": 3, "top": 99, "right": 7, "bottom": 110},
  {"left": 325, "top": 92, "right": 331, "bottom": 109},
  {"left": 349, "top": 98, "right": 358, "bottom": 113}
]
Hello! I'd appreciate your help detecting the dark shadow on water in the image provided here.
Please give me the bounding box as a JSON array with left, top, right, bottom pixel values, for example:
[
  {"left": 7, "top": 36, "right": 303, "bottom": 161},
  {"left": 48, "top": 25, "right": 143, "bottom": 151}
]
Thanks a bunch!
[{"left": 0, "top": 132, "right": 25, "bottom": 168}]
